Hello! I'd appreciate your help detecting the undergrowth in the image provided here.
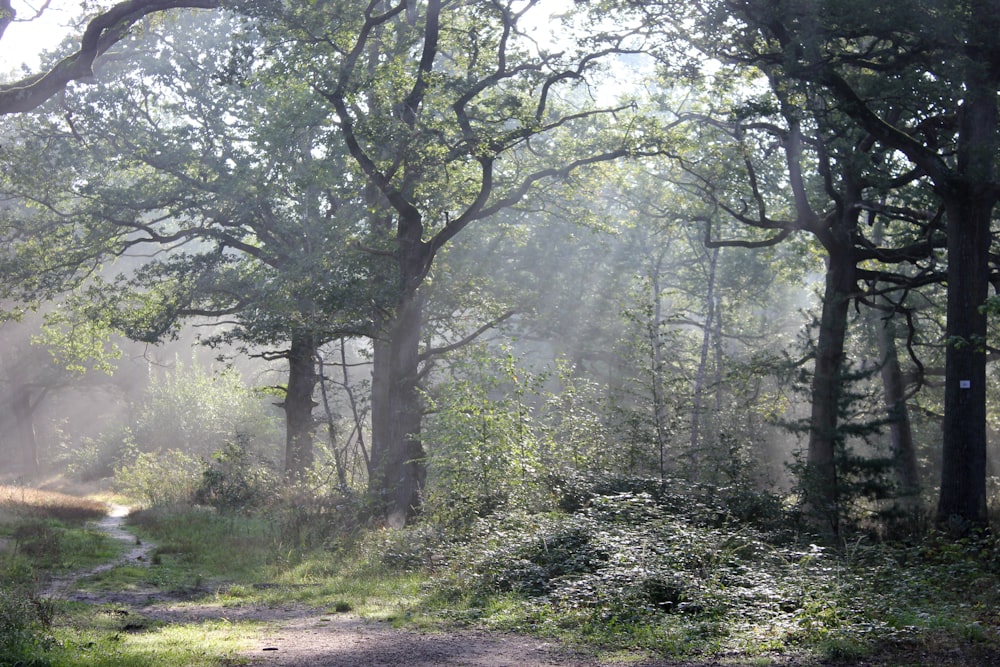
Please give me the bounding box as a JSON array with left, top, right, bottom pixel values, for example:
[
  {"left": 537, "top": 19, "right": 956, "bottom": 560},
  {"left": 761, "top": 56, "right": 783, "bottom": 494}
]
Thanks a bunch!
[
  {"left": 4, "top": 476, "right": 999, "bottom": 666},
  {"left": 104, "top": 475, "right": 1000, "bottom": 663},
  {"left": 415, "top": 479, "right": 1000, "bottom": 663}
]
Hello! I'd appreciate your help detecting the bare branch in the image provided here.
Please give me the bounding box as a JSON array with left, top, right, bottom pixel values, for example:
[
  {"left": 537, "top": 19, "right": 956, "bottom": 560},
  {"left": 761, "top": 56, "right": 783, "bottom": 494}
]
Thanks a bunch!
[{"left": 418, "top": 309, "right": 516, "bottom": 362}]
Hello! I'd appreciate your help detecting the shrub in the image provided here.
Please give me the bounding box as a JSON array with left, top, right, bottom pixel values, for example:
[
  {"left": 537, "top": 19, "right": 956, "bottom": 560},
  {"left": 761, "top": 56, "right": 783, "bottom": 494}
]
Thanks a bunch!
[
  {"left": 0, "top": 589, "right": 51, "bottom": 666},
  {"left": 435, "top": 486, "right": 797, "bottom": 629},
  {"left": 133, "top": 363, "right": 281, "bottom": 460},
  {"left": 195, "top": 438, "right": 279, "bottom": 514},
  {"left": 114, "top": 449, "right": 201, "bottom": 506},
  {"left": 12, "top": 520, "right": 61, "bottom": 563},
  {"left": 267, "top": 481, "right": 362, "bottom": 550},
  {"left": 64, "top": 361, "right": 282, "bottom": 484}
]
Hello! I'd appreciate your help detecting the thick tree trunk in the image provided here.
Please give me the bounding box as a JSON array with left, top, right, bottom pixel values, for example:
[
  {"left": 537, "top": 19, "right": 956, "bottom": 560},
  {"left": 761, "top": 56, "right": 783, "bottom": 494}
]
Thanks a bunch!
[
  {"left": 935, "top": 73, "right": 996, "bottom": 530},
  {"left": 369, "top": 290, "right": 426, "bottom": 528},
  {"left": 936, "top": 192, "right": 991, "bottom": 528},
  {"left": 283, "top": 329, "right": 319, "bottom": 477},
  {"left": 805, "top": 244, "right": 855, "bottom": 537}
]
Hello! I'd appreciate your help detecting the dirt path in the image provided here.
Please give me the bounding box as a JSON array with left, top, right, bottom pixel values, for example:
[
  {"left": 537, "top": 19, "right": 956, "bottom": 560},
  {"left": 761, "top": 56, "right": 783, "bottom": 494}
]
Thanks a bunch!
[
  {"left": 41, "top": 503, "right": 156, "bottom": 599},
  {"left": 250, "top": 612, "right": 611, "bottom": 667}
]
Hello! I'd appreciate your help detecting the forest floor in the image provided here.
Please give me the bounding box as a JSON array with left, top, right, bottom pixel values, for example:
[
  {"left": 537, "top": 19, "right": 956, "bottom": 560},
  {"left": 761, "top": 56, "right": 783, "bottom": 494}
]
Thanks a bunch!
[
  {"left": 12, "top": 480, "right": 994, "bottom": 667},
  {"left": 39, "top": 503, "right": 840, "bottom": 667}
]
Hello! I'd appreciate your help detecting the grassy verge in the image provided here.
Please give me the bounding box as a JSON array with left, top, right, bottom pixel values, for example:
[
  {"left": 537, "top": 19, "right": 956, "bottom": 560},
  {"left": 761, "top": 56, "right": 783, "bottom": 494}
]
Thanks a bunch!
[
  {"left": 121, "top": 505, "right": 428, "bottom": 617},
  {"left": 0, "top": 485, "right": 119, "bottom": 584},
  {"left": 117, "top": 495, "right": 1000, "bottom": 666}
]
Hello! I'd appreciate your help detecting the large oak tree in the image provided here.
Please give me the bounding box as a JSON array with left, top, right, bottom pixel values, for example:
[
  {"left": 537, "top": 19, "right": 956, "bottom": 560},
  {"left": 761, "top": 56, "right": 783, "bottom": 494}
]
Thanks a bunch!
[{"left": 230, "top": 0, "right": 662, "bottom": 525}]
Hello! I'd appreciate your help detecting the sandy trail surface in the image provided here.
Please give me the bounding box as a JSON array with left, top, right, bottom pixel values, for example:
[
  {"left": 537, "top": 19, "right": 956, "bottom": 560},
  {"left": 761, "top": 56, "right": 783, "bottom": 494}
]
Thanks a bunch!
[{"left": 248, "top": 611, "right": 603, "bottom": 666}]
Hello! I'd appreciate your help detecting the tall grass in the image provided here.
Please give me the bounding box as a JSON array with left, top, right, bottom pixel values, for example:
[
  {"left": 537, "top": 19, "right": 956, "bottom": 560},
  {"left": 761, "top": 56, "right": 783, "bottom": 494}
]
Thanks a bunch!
[{"left": 0, "top": 486, "right": 108, "bottom": 523}]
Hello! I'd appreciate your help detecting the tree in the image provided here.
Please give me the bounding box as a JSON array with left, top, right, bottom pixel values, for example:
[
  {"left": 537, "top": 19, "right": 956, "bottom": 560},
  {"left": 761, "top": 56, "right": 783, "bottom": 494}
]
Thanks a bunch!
[
  {"left": 624, "top": 0, "right": 950, "bottom": 534},
  {"left": 698, "top": 0, "right": 1000, "bottom": 530},
  {"left": 231, "top": 0, "right": 662, "bottom": 525},
  {"left": 0, "top": 11, "right": 372, "bottom": 477},
  {"left": 0, "top": 305, "right": 121, "bottom": 479}
]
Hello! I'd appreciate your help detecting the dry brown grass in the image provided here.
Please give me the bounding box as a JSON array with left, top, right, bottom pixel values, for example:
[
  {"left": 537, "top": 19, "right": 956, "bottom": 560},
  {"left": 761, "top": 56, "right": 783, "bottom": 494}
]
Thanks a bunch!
[{"left": 0, "top": 486, "right": 108, "bottom": 523}]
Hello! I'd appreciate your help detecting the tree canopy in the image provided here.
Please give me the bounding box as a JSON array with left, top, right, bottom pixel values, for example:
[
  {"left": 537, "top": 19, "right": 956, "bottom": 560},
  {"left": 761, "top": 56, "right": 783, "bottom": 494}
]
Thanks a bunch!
[{"left": 0, "top": 0, "right": 997, "bottom": 537}]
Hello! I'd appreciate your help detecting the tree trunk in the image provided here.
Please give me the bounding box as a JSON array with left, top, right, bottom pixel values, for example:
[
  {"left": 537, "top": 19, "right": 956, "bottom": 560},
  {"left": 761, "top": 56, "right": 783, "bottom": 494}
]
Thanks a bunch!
[
  {"left": 805, "top": 243, "right": 855, "bottom": 537},
  {"left": 935, "top": 70, "right": 996, "bottom": 530},
  {"left": 936, "top": 189, "right": 991, "bottom": 528},
  {"left": 12, "top": 387, "right": 38, "bottom": 479},
  {"left": 283, "top": 329, "right": 319, "bottom": 477},
  {"left": 646, "top": 253, "right": 671, "bottom": 478},
  {"left": 369, "top": 289, "right": 426, "bottom": 528},
  {"left": 690, "top": 246, "right": 720, "bottom": 474},
  {"left": 871, "top": 307, "right": 921, "bottom": 512}
]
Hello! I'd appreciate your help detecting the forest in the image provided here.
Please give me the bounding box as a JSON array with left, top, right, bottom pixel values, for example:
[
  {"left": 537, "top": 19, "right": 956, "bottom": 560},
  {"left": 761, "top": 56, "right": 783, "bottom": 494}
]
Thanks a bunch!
[{"left": 0, "top": 0, "right": 999, "bottom": 665}]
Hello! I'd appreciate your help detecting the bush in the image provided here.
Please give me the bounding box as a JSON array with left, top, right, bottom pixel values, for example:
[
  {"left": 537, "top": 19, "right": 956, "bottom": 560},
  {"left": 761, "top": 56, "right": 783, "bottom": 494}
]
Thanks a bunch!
[
  {"left": 0, "top": 589, "right": 51, "bottom": 666},
  {"left": 12, "top": 520, "right": 61, "bottom": 563},
  {"left": 133, "top": 363, "right": 282, "bottom": 460},
  {"left": 114, "top": 450, "right": 201, "bottom": 506},
  {"left": 435, "top": 485, "right": 798, "bottom": 629},
  {"left": 268, "top": 481, "right": 362, "bottom": 550},
  {"left": 63, "top": 361, "right": 283, "bottom": 484},
  {"left": 195, "top": 439, "right": 279, "bottom": 514}
]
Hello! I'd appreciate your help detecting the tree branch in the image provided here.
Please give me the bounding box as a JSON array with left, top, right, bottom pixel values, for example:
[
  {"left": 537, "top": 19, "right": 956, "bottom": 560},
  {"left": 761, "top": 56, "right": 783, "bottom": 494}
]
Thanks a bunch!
[
  {"left": 418, "top": 309, "right": 516, "bottom": 362},
  {"left": 0, "top": 0, "right": 219, "bottom": 115}
]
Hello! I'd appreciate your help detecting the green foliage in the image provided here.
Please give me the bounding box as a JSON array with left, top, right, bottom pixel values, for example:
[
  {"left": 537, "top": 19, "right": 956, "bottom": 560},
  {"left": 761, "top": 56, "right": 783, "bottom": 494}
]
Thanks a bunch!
[
  {"left": 114, "top": 450, "right": 201, "bottom": 507},
  {"left": 423, "top": 347, "right": 618, "bottom": 529},
  {"left": 434, "top": 479, "right": 791, "bottom": 620},
  {"left": 133, "top": 363, "right": 281, "bottom": 460},
  {"left": 78, "top": 360, "right": 281, "bottom": 484},
  {"left": 782, "top": 355, "right": 905, "bottom": 536},
  {"left": 422, "top": 347, "right": 547, "bottom": 527},
  {"left": 265, "top": 481, "right": 362, "bottom": 550},
  {"left": 420, "top": 483, "right": 1000, "bottom": 661},
  {"left": 0, "top": 493, "right": 121, "bottom": 667},
  {"left": 194, "top": 438, "right": 279, "bottom": 514},
  {"left": 33, "top": 305, "right": 121, "bottom": 376},
  {"left": 0, "top": 589, "right": 51, "bottom": 666}
]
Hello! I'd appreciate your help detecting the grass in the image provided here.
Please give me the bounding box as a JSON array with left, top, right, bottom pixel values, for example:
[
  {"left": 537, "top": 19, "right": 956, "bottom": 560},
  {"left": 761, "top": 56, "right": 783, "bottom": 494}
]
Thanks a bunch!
[
  {"left": 0, "top": 501, "right": 430, "bottom": 666},
  {"left": 38, "top": 603, "right": 258, "bottom": 667},
  {"left": 0, "top": 486, "right": 120, "bottom": 582},
  {"left": 102, "top": 498, "right": 1000, "bottom": 665},
  {"left": 122, "top": 505, "right": 432, "bottom": 619},
  {"left": 0, "top": 485, "right": 108, "bottom": 524}
]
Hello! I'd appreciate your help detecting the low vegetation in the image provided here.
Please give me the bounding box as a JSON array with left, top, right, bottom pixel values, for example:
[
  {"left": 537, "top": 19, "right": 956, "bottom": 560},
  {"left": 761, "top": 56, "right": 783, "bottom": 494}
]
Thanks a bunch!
[
  {"left": 0, "top": 486, "right": 108, "bottom": 524},
  {"left": 0, "top": 487, "right": 118, "bottom": 665},
  {"left": 3, "top": 476, "right": 998, "bottom": 666}
]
